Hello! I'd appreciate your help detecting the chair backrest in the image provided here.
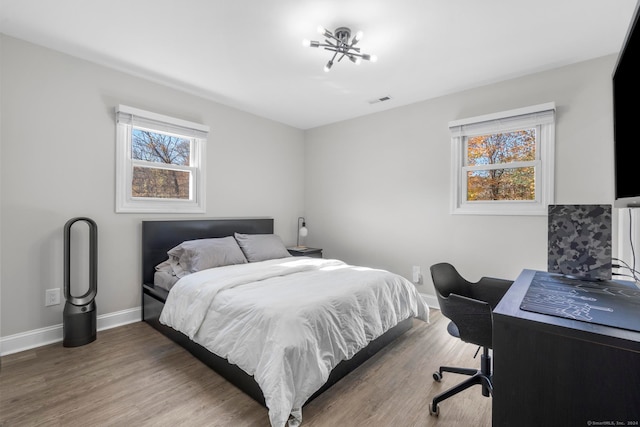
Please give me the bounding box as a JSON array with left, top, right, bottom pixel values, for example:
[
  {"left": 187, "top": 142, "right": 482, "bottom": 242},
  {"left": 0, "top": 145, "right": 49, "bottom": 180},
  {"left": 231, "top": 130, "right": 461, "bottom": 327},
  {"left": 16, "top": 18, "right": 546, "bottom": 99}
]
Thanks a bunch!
[
  {"left": 431, "top": 263, "right": 470, "bottom": 322},
  {"left": 430, "top": 262, "right": 471, "bottom": 298},
  {"left": 430, "top": 262, "right": 493, "bottom": 347}
]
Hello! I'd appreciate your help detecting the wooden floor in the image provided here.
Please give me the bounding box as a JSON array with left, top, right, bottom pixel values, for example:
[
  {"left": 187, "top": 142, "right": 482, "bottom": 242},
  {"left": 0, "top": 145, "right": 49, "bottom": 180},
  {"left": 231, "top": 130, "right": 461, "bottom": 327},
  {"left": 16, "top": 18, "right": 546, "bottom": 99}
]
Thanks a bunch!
[{"left": 0, "top": 310, "right": 491, "bottom": 426}]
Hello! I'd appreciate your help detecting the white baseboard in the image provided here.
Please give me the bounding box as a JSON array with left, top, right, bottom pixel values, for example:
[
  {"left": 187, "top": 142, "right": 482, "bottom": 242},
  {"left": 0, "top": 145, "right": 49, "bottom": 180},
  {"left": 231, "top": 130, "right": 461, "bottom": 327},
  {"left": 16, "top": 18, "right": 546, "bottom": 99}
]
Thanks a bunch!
[
  {"left": 0, "top": 306, "right": 142, "bottom": 356},
  {"left": 420, "top": 292, "right": 439, "bottom": 309}
]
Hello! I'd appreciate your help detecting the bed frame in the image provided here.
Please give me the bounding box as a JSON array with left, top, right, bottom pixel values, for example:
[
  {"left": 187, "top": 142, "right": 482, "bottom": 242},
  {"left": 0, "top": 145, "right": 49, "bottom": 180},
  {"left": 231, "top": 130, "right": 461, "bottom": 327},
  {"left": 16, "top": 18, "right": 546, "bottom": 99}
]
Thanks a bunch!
[{"left": 141, "top": 218, "right": 412, "bottom": 407}]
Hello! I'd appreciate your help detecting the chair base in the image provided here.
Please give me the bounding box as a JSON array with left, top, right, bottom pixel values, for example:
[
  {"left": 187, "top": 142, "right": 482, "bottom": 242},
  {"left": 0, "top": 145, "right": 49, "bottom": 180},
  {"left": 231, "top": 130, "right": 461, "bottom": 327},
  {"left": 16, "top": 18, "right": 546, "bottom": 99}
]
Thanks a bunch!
[{"left": 429, "top": 347, "right": 492, "bottom": 416}]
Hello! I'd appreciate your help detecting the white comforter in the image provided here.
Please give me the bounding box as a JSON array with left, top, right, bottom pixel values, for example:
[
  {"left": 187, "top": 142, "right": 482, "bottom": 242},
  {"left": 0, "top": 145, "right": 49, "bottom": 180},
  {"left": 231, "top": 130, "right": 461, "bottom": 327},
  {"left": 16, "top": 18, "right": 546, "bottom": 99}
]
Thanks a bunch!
[{"left": 159, "top": 257, "right": 429, "bottom": 426}]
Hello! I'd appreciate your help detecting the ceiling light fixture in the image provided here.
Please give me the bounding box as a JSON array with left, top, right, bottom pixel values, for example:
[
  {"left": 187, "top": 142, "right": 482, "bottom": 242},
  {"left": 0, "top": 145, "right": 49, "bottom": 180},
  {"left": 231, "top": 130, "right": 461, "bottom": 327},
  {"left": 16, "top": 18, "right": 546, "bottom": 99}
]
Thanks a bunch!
[{"left": 303, "top": 26, "right": 377, "bottom": 72}]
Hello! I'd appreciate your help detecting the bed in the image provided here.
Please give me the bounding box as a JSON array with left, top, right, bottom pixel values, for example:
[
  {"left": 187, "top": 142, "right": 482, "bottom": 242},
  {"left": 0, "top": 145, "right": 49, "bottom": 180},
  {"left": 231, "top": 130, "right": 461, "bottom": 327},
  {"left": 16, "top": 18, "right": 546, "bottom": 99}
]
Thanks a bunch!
[{"left": 141, "top": 218, "right": 429, "bottom": 426}]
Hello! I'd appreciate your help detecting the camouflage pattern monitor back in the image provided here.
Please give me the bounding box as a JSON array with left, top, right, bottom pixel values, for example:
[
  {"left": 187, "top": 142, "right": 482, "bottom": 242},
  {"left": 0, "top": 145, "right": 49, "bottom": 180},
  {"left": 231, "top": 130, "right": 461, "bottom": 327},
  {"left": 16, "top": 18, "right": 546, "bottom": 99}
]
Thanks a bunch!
[{"left": 547, "top": 204, "right": 612, "bottom": 281}]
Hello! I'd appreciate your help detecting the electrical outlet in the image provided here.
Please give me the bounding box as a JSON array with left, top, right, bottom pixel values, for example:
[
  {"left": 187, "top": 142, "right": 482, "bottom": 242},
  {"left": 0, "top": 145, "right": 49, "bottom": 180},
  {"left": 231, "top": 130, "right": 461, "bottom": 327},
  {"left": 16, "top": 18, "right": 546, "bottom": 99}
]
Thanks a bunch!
[
  {"left": 45, "top": 288, "right": 61, "bottom": 306},
  {"left": 412, "top": 266, "right": 422, "bottom": 284}
]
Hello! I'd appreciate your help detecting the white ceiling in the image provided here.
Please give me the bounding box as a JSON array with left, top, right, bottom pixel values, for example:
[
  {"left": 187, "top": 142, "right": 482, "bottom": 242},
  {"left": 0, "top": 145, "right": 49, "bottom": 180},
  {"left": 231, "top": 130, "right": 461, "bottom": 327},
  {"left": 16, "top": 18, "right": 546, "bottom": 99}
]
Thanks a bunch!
[{"left": 1, "top": 0, "right": 637, "bottom": 129}]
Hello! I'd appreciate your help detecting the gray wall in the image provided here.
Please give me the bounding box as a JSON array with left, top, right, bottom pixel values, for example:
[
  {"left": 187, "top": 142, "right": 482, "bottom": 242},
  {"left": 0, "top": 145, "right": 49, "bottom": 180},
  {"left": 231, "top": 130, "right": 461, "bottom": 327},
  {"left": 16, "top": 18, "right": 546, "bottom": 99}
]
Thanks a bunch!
[
  {"left": 0, "top": 33, "right": 618, "bottom": 340},
  {"left": 0, "top": 35, "right": 305, "bottom": 337},
  {"left": 304, "top": 55, "right": 616, "bottom": 296}
]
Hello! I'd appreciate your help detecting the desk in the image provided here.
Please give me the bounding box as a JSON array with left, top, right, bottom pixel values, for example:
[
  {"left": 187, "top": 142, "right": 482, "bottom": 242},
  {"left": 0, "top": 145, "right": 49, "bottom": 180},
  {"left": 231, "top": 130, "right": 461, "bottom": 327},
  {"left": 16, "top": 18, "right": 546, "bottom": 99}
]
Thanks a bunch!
[{"left": 493, "top": 269, "right": 640, "bottom": 427}]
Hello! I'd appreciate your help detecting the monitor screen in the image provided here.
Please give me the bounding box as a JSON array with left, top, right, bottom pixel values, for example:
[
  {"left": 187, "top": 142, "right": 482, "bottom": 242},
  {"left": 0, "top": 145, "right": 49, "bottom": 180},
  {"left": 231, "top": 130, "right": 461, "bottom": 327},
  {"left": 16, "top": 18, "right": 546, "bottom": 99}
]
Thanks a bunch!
[{"left": 613, "top": 2, "right": 640, "bottom": 208}]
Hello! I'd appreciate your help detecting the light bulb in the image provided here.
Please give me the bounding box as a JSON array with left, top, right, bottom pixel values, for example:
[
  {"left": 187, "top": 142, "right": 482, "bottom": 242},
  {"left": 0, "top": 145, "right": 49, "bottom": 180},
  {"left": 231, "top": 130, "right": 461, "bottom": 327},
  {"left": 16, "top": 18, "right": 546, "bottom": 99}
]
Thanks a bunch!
[
  {"left": 370, "top": 55, "right": 378, "bottom": 63},
  {"left": 324, "top": 60, "right": 333, "bottom": 72},
  {"left": 302, "top": 39, "right": 311, "bottom": 47},
  {"left": 354, "top": 31, "right": 364, "bottom": 42}
]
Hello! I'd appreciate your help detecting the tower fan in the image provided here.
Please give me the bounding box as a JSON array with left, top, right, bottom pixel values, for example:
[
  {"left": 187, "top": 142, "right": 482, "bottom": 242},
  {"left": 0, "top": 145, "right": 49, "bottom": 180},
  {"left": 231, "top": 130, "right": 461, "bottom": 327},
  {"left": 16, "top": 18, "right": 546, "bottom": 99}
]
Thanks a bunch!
[{"left": 63, "top": 217, "right": 98, "bottom": 347}]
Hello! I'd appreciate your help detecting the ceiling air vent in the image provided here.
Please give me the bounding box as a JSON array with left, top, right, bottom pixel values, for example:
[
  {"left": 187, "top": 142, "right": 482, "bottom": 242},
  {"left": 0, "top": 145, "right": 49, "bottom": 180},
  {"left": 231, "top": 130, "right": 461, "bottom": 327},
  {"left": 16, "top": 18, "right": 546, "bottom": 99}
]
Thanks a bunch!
[{"left": 368, "top": 96, "right": 392, "bottom": 105}]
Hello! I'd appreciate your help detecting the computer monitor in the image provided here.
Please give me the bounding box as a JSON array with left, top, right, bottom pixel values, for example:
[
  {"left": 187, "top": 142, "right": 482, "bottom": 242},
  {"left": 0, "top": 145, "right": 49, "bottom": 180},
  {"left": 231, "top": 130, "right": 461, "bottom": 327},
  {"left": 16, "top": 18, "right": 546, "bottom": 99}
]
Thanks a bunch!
[{"left": 547, "top": 204, "right": 612, "bottom": 281}]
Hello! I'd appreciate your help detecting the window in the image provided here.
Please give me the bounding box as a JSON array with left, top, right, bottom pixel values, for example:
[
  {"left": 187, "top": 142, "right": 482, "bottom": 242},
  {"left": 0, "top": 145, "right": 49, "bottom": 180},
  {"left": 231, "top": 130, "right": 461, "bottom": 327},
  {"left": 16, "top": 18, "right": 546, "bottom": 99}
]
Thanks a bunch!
[
  {"left": 449, "top": 102, "right": 555, "bottom": 215},
  {"left": 115, "top": 105, "right": 208, "bottom": 213}
]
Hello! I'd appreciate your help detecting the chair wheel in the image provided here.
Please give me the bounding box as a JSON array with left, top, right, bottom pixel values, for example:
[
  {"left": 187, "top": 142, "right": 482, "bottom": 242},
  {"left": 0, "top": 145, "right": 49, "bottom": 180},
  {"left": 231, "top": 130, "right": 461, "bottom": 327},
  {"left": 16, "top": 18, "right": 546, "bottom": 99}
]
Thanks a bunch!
[
  {"left": 429, "top": 402, "right": 439, "bottom": 416},
  {"left": 433, "top": 371, "right": 442, "bottom": 382}
]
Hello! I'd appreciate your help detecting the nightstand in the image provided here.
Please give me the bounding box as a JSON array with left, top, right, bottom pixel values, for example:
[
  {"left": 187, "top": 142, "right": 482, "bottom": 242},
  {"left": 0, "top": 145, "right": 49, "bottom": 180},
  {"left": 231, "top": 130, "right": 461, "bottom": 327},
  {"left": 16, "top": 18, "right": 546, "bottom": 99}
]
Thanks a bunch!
[{"left": 287, "top": 247, "right": 323, "bottom": 258}]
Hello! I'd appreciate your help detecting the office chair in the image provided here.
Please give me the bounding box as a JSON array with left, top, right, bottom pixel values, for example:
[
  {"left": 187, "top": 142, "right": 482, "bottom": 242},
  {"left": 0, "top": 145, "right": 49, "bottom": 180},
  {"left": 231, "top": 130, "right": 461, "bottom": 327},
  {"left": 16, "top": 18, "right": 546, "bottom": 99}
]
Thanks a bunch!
[{"left": 428, "top": 262, "right": 513, "bottom": 416}]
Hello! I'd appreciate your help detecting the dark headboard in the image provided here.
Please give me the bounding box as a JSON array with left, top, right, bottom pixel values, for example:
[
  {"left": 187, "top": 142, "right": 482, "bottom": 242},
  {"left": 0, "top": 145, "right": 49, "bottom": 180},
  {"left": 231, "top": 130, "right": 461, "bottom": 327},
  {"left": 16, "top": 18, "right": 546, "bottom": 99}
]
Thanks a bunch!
[{"left": 141, "top": 218, "right": 274, "bottom": 285}]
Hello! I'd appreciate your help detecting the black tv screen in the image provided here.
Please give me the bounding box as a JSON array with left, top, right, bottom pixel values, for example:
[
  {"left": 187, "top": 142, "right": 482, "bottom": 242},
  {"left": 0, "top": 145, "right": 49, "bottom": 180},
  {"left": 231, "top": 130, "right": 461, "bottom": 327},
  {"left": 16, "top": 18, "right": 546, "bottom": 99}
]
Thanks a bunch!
[{"left": 613, "top": 2, "right": 640, "bottom": 208}]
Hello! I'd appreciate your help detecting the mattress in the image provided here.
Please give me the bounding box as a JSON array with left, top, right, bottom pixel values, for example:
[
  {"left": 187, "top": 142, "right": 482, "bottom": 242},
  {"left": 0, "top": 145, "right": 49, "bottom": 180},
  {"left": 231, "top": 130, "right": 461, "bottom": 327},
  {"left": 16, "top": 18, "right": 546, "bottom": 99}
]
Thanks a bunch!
[{"left": 153, "top": 271, "right": 180, "bottom": 291}]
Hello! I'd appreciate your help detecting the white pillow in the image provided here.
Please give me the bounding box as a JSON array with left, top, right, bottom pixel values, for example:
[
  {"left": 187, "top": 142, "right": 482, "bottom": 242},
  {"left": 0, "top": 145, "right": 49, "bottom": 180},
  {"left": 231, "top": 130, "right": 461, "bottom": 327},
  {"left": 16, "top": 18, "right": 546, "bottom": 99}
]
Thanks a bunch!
[
  {"left": 166, "top": 236, "right": 248, "bottom": 277},
  {"left": 234, "top": 233, "right": 291, "bottom": 262}
]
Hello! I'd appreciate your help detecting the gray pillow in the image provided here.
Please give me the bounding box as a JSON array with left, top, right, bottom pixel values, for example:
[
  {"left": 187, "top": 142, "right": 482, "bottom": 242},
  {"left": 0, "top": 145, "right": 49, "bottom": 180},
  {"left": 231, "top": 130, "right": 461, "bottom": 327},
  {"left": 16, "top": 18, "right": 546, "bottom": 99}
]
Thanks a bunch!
[
  {"left": 234, "top": 233, "right": 291, "bottom": 262},
  {"left": 166, "top": 236, "right": 248, "bottom": 277}
]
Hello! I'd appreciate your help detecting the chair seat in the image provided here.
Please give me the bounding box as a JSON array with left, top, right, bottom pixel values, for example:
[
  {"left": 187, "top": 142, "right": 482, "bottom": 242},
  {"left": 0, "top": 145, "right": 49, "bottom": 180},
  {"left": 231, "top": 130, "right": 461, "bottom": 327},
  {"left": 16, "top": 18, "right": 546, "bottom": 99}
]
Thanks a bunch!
[{"left": 446, "top": 321, "right": 460, "bottom": 338}]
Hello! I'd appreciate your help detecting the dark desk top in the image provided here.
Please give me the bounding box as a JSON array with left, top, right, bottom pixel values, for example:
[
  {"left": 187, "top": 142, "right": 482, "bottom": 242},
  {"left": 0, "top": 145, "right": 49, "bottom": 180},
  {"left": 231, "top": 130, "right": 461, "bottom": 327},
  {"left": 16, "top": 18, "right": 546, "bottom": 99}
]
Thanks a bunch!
[{"left": 494, "top": 269, "right": 640, "bottom": 351}]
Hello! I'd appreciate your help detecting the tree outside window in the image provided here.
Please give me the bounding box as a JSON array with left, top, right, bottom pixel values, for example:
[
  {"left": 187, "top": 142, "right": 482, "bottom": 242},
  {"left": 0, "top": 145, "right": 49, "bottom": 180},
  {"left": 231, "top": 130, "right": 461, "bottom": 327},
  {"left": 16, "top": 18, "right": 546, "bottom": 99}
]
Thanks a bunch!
[
  {"left": 131, "top": 129, "right": 191, "bottom": 200},
  {"left": 466, "top": 129, "right": 536, "bottom": 201}
]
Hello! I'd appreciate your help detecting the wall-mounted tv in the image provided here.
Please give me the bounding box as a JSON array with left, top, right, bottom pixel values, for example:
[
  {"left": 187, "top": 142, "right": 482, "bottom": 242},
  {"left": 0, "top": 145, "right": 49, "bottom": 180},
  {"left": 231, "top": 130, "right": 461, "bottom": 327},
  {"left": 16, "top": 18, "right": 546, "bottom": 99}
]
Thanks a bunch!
[{"left": 613, "top": 1, "right": 640, "bottom": 208}]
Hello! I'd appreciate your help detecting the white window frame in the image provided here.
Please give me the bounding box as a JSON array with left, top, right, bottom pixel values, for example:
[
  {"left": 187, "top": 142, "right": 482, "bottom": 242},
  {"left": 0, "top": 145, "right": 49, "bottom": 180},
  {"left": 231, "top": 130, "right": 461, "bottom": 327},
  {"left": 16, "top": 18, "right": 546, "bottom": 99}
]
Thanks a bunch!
[
  {"left": 449, "top": 102, "right": 555, "bottom": 216},
  {"left": 115, "top": 105, "right": 208, "bottom": 213}
]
